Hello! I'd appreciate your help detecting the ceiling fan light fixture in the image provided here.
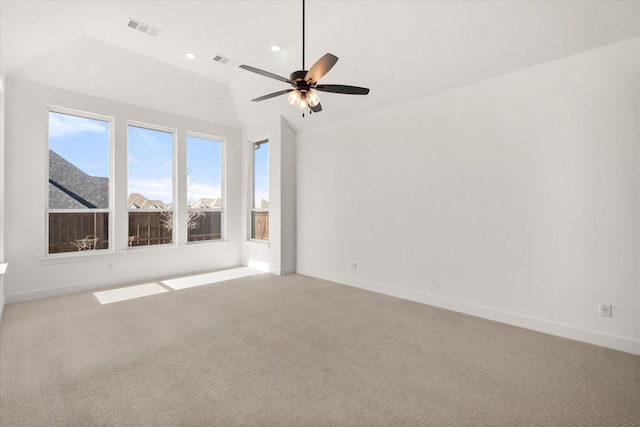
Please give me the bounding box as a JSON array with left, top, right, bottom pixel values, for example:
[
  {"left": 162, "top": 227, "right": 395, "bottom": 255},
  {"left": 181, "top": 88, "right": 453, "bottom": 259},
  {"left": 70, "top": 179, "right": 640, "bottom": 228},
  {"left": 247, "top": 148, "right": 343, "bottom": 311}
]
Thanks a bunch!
[
  {"left": 306, "top": 90, "right": 320, "bottom": 107},
  {"left": 288, "top": 90, "right": 302, "bottom": 106},
  {"left": 239, "top": 0, "right": 369, "bottom": 116}
]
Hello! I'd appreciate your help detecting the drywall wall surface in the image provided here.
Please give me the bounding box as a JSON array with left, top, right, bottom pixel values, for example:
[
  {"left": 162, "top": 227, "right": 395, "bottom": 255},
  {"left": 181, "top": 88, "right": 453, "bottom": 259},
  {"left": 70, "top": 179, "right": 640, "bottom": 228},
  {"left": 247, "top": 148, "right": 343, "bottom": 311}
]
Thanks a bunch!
[
  {"left": 240, "top": 116, "right": 296, "bottom": 275},
  {"left": 296, "top": 38, "right": 640, "bottom": 354},
  {"left": 280, "top": 117, "right": 296, "bottom": 275},
  {"left": 0, "top": 72, "right": 5, "bottom": 319},
  {"left": 4, "top": 78, "right": 242, "bottom": 302}
]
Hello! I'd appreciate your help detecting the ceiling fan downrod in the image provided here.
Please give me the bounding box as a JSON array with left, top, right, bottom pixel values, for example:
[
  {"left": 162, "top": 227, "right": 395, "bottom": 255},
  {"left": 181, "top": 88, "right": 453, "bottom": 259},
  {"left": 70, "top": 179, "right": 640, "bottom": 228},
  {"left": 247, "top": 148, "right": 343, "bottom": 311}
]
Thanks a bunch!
[
  {"left": 238, "top": 0, "right": 370, "bottom": 115},
  {"left": 302, "top": 0, "right": 305, "bottom": 71}
]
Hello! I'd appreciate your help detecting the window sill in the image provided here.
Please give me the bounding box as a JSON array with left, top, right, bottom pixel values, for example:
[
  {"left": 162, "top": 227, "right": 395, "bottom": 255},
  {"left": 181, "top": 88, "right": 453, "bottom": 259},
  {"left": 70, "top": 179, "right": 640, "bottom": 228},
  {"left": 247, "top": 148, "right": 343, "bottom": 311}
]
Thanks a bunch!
[
  {"left": 40, "top": 250, "right": 119, "bottom": 264},
  {"left": 40, "top": 240, "right": 229, "bottom": 264}
]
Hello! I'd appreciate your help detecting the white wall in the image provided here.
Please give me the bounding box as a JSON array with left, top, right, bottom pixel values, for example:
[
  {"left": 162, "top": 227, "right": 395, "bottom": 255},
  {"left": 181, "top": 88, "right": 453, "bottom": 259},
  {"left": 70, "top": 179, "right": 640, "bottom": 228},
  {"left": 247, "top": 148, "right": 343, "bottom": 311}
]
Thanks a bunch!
[
  {"left": 296, "top": 38, "right": 640, "bottom": 354},
  {"left": 4, "top": 77, "right": 243, "bottom": 302},
  {"left": 0, "top": 72, "right": 6, "bottom": 320},
  {"left": 241, "top": 116, "right": 296, "bottom": 275}
]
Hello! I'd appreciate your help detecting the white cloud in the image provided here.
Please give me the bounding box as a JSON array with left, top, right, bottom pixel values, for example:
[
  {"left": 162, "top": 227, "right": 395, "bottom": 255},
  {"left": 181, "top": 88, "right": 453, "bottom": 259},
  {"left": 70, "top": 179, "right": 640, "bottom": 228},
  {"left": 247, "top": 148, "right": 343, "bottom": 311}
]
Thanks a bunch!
[
  {"left": 188, "top": 183, "right": 221, "bottom": 202},
  {"left": 49, "top": 112, "right": 108, "bottom": 139},
  {"left": 128, "top": 178, "right": 173, "bottom": 204}
]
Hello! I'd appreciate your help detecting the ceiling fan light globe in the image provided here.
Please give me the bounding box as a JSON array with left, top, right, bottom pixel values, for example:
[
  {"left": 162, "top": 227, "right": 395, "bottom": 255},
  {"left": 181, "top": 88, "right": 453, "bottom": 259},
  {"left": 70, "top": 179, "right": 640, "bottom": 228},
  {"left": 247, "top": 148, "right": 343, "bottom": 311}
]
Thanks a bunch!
[
  {"left": 307, "top": 90, "right": 320, "bottom": 107},
  {"left": 299, "top": 98, "right": 308, "bottom": 109},
  {"left": 288, "top": 90, "right": 302, "bottom": 106}
]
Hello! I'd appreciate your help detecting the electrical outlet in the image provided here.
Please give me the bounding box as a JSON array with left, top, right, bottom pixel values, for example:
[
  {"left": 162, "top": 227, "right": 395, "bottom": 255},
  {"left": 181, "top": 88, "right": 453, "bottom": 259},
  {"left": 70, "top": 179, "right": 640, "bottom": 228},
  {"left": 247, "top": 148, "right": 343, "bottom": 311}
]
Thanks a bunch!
[
  {"left": 351, "top": 261, "right": 358, "bottom": 270},
  {"left": 107, "top": 262, "right": 113, "bottom": 271},
  {"left": 599, "top": 303, "right": 612, "bottom": 317}
]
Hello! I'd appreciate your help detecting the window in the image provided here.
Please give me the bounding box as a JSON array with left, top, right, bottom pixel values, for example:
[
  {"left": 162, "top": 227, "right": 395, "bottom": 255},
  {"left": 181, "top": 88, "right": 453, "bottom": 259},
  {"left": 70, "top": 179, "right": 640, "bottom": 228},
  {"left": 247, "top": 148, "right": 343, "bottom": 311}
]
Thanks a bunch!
[
  {"left": 127, "top": 125, "right": 174, "bottom": 247},
  {"left": 251, "top": 139, "right": 269, "bottom": 241},
  {"left": 48, "top": 110, "right": 111, "bottom": 254},
  {"left": 186, "top": 134, "right": 223, "bottom": 242}
]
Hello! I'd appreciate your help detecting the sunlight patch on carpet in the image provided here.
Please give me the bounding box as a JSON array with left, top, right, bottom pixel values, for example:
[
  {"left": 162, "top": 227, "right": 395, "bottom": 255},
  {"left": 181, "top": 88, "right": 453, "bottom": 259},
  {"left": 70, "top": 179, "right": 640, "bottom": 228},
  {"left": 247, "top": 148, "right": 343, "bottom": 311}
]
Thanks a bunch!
[
  {"left": 161, "top": 267, "right": 263, "bottom": 290},
  {"left": 94, "top": 283, "right": 169, "bottom": 304}
]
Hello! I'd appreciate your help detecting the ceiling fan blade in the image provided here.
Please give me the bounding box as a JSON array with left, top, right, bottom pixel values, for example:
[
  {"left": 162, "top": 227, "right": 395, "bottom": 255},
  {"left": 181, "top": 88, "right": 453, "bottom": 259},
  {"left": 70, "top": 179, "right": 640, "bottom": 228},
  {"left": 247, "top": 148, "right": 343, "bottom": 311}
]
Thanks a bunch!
[
  {"left": 305, "top": 53, "right": 338, "bottom": 84},
  {"left": 310, "top": 102, "right": 322, "bottom": 113},
  {"left": 239, "top": 64, "right": 291, "bottom": 83},
  {"left": 315, "top": 84, "right": 370, "bottom": 95},
  {"left": 251, "top": 89, "right": 294, "bottom": 102}
]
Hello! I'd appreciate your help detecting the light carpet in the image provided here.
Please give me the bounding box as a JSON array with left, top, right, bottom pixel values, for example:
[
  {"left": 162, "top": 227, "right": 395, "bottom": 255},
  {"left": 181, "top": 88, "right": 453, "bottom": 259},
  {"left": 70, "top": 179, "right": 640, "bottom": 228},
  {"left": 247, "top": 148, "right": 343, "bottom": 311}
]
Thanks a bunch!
[{"left": 1, "top": 272, "right": 639, "bottom": 426}]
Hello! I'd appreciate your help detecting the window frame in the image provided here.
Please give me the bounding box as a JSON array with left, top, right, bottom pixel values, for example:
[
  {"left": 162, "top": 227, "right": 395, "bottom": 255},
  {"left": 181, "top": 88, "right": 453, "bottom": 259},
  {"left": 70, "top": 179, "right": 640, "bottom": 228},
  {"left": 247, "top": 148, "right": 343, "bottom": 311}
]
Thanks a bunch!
[
  {"left": 185, "top": 132, "right": 226, "bottom": 243},
  {"left": 46, "top": 106, "right": 114, "bottom": 257},
  {"left": 249, "top": 138, "right": 269, "bottom": 242},
  {"left": 126, "top": 121, "right": 177, "bottom": 249}
]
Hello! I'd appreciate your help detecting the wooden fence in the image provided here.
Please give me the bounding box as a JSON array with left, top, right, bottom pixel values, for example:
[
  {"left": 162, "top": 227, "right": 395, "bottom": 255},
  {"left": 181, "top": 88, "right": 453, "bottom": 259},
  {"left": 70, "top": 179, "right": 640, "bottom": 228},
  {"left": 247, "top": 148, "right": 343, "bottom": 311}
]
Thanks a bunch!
[
  {"left": 128, "top": 211, "right": 172, "bottom": 246},
  {"left": 251, "top": 211, "right": 269, "bottom": 241},
  {"left": 48, "top": 212, "right": 109, "bottom": 254},
  {"left": 48, "top": 210, "right": 224, "bottom": 253}
]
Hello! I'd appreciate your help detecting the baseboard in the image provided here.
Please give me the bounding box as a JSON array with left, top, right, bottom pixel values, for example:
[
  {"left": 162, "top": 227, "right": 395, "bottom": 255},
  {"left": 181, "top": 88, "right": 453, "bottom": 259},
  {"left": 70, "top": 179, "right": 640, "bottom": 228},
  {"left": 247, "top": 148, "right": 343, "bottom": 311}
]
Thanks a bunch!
[
  {"left": 0, "top": 295, "right": 5, "bottom": 325},
  {"left": 6, "top": 261, "right": 241, "bottom": 304},
  {"left": 296, "top": 267, "right": 640, "bottom": 356},
  {"left": 270, "top": 266, "right": 296, "bottom": 276}
]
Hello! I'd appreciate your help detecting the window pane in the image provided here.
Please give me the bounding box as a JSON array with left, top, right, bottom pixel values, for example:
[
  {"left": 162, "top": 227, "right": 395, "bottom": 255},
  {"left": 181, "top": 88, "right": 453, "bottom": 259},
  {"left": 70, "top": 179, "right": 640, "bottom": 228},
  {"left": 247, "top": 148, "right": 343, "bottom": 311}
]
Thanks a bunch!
[
  {"left": 128, "top": 125, "right": 174, "bottom": 246},
  {"left": 127, "top": 126, "right": 174, "bottom": 207},
  {"left": 48, "top": 111, "right": 110, "bottom": 254},
  {"left": 128, "top": 211, "right": 173, "bottom": 246},
  {"left": 253, "top": 140, "right": 269, "bottom": 208},
  {"left": 251, "top": 210, "right": 269, "bottom": 241},
  {"left": 187, "top": 135, "right": 222, "bottom": 242},
  {"left": 187, "top": 210, "right": 222, "bottom": 242},
  {"left": 48, "top": 112, "right": 109, "bottom": 209},
  {"left": 49, "top": 212, "right": 108, "bottom": 253},
  {"left": 187, "top": 136, "right": 221, "bottom": 205},
  {"left": 251, "top": 140, "right": 269, "bottom": 241}
]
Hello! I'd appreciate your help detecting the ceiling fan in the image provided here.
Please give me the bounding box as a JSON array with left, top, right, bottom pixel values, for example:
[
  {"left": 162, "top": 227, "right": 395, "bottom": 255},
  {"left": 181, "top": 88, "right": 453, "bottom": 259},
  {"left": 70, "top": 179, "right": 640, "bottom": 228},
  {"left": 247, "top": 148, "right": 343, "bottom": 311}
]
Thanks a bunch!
[{"left": 239, "top": 0, "right": 369, "bottom": 116}]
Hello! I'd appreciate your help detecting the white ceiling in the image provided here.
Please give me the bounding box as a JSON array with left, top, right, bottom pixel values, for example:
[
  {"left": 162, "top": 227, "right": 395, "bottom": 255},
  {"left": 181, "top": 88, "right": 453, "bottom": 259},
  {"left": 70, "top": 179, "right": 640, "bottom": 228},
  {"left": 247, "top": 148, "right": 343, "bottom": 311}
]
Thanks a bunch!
[{"left": 1, "top": 0, "right": 639, "bottom": 131}]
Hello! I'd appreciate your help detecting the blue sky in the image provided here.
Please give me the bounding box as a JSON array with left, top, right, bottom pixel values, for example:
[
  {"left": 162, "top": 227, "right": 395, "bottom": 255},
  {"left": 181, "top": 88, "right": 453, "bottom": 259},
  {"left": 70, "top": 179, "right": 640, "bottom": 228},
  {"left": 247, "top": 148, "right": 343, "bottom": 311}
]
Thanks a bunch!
[
  {"left": 49, "top": 112, "right": 110, "bottom": 177},
  {"left": 254, "top": 142, "right": 269, "bottom": 205},
  {"left": 49, "top": 112, "right": 230, "bottom": 207}
]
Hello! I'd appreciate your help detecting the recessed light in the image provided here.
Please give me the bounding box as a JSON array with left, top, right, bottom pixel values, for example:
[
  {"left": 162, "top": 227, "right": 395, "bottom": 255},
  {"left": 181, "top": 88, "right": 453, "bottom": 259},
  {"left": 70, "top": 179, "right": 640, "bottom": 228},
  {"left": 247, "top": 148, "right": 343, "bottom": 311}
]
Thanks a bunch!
[
  {"left": 270, "top": 45, "right": 281, "bottom": 52},
  {"left": 185, "top": 52, "right": 197, "bottom": 59}
]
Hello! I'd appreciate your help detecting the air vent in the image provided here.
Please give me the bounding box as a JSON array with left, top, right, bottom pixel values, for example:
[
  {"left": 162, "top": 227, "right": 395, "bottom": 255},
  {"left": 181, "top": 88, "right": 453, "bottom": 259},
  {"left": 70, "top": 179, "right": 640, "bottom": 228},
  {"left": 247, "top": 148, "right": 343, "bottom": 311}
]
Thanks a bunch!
[
  {"left": 127, "top": 19, "right": 160, "bottom": 37},
  {"left": 213, "top": 54, "right": 238, "bottom": 67}
]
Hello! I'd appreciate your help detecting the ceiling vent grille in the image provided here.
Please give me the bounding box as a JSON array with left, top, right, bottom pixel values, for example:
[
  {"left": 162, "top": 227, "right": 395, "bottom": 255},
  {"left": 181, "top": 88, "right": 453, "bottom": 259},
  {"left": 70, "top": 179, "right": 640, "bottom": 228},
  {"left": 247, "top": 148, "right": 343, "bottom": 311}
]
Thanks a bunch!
[
  {"left": 128, "top": 19, "right": 160, "bottom": 37},
  {"left": 213, "top": 54, "right": 238, "bottom": 67}
]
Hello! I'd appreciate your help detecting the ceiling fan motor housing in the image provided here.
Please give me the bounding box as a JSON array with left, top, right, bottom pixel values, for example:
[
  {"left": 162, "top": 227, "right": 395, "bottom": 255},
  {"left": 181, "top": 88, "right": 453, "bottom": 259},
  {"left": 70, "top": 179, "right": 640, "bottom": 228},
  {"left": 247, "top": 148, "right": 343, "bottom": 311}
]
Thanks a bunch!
[{"left": 290, "top": 70, "right": 313, "bottom": 93}]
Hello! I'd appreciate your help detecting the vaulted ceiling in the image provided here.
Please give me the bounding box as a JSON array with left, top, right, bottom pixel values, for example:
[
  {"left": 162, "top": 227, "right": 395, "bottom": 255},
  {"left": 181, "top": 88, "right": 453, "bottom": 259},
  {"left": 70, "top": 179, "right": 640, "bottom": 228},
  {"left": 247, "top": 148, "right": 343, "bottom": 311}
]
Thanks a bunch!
[{"left": 1, "top": 1, "right": 638, "bottom": 131}]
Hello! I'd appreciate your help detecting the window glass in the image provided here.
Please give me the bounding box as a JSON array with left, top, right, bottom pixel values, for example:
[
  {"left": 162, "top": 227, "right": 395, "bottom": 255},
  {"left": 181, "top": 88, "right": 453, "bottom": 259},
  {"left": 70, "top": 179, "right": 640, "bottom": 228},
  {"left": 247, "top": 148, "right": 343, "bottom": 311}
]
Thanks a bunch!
[
  {"left": 251, "top": 140, "right": 269, "bottom": 241},
  {"left": 127, "top": 125, "right": 174, "bottom": 246},
  {"left": 186, "top": 135, "right": 222, "bottom": 242},
  {"left": 48, "top": 111, "right": 110, "bottom": 254}
]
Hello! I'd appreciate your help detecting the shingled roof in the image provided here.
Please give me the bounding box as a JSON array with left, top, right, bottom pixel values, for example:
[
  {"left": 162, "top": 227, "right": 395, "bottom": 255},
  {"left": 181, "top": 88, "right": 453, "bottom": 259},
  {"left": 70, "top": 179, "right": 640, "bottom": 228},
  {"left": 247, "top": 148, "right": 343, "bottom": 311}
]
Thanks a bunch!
[
  {"left": 127, "top": 193, "right": 167, "bottom": 209},
  {"left": 49, "top": 150, "right": 108, "bottom": 209}
]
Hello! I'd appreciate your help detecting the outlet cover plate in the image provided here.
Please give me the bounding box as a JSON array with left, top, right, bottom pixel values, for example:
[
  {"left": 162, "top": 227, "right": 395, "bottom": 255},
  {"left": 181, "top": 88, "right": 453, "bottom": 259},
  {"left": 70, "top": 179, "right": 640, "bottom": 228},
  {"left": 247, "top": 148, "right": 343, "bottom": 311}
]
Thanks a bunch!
[{"left": 600, "top": 303, "right": 612, "bottom": 317}]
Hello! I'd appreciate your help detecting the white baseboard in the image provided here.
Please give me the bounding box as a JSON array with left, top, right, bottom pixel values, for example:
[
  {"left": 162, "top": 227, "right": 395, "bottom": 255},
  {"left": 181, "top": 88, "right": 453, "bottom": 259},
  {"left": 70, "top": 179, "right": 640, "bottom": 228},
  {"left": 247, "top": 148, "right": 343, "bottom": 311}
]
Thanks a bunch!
[
  {"left": 6, "top": 261, "right": 241, "bottom": 304},
  {"left": 0, "top": 295, "right": 5, "bottom": 325},
  {"left": 296, "top": 267, "right": 640, "bottom": 356},
  {"left": 270, "top": 266, "right": 296, "bottom": 276}
]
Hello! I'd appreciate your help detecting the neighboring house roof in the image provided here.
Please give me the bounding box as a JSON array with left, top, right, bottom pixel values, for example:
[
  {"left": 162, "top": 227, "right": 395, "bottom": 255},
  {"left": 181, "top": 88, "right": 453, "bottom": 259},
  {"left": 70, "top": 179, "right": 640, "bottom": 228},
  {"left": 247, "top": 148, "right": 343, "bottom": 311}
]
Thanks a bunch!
[
  {"left": 255, "top": 199, "right": 269, "bottom": 209},
  {"left": 48, "top": 150, "right": 109, "bottom": 209},
  {"left": 127, "top": 193, "right": 167, "bottom": 209},
  {"left": 192, "top": 198, "right": 222, "bottom": 209}
]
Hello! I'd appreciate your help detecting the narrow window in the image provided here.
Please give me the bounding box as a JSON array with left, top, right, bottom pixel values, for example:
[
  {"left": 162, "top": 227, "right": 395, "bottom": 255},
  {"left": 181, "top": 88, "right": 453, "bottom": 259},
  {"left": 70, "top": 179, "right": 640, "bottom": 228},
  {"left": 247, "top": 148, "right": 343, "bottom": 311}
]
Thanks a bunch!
[
  {"left": 251, "top": 140, "right": 269, "bottom": 241},
  {"left": 186, "top": 134, "right": 223, "bottom": 242},
  {"left": 48, "top": 110, "right": 111, "bottom": 254},
  {"left": 127, "top": 125, "right": 174, "bottom": 247}
]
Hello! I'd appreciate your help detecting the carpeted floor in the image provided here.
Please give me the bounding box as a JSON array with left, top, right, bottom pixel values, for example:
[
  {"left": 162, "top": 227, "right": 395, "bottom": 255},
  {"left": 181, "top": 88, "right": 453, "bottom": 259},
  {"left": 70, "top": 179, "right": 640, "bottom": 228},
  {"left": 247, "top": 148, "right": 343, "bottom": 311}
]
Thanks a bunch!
[{"left": 1, "top": 271, "right": 639, "bottom": 426}]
